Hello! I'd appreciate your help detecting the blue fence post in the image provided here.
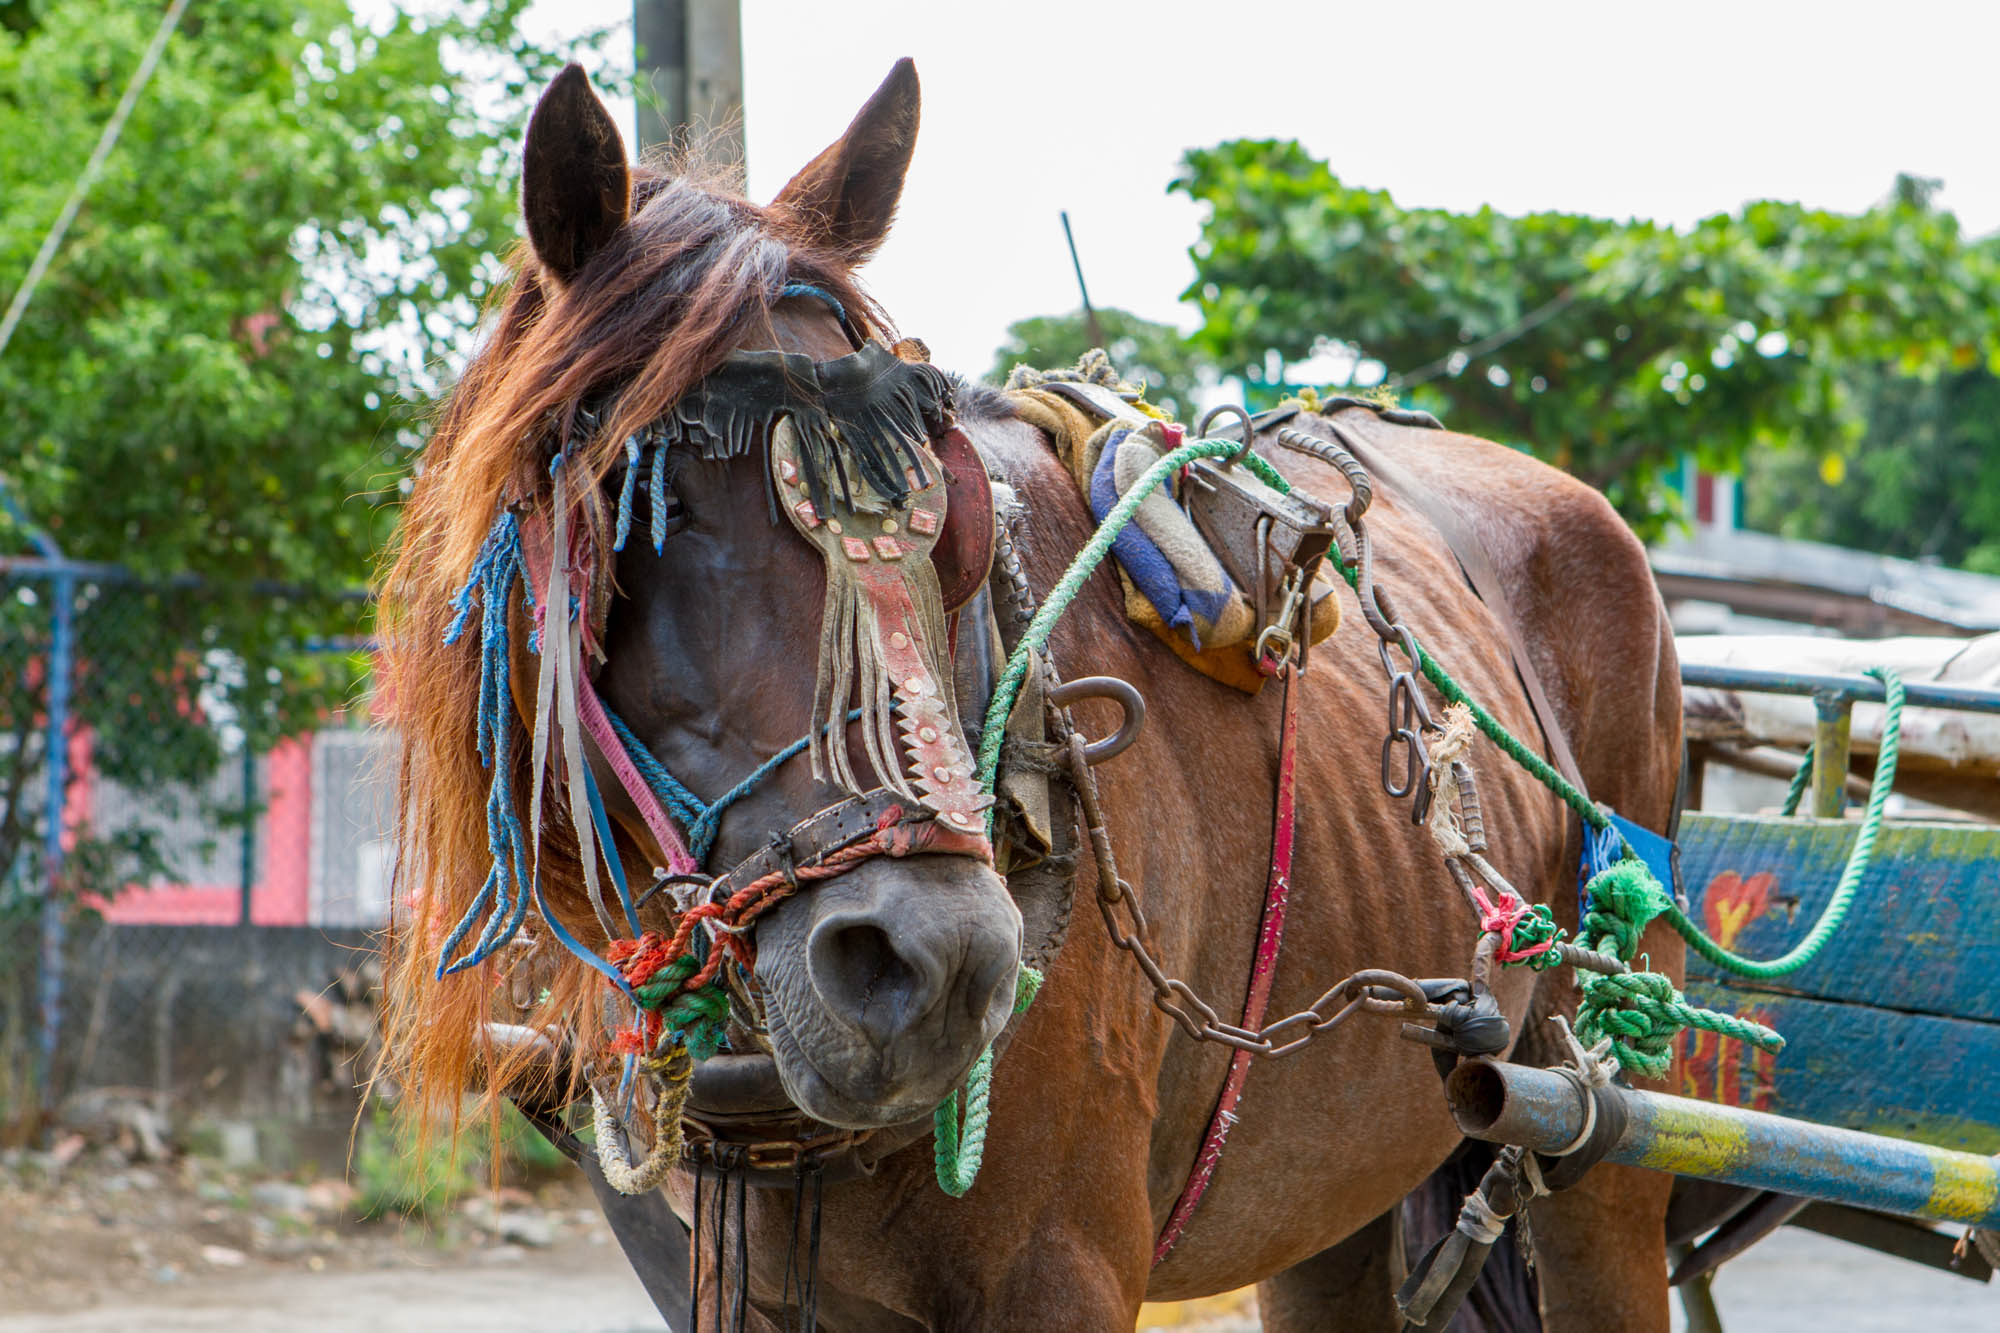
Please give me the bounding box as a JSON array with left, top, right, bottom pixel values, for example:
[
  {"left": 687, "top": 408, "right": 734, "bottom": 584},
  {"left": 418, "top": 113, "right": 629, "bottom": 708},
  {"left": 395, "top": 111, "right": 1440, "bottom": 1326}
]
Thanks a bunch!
[
  {"left": 38, "top": 570, "right": 72, "bottom": 1112},
  {"left": 240, "top": 743, "right": 256, "bottom": 927}
]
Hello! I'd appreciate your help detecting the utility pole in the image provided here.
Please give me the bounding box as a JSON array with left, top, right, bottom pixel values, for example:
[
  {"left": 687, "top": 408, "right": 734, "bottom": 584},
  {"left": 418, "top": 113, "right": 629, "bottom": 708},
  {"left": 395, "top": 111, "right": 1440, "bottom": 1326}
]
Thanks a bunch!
[{"left": 632, "top": 0, "right": 744, "bottom": 168}]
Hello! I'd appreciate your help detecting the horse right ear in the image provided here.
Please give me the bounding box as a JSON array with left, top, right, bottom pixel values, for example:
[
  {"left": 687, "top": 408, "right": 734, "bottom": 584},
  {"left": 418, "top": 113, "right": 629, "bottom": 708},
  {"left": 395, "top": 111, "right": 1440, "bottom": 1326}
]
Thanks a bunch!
[{"left": 522, "top": 64, "right": 631, "bottom": 285}]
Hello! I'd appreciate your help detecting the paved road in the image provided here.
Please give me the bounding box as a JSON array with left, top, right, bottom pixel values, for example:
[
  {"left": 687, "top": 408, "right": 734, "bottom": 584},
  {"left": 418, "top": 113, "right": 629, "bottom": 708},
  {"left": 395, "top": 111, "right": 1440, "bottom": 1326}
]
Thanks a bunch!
[{"left": 1677, "top": 1227, "right": 1993, "bottom": 1332}]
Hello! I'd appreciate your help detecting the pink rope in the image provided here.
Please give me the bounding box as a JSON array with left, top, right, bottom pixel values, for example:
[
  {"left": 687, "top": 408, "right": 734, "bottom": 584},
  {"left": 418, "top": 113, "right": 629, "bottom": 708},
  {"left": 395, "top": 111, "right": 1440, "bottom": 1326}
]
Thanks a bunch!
[
  {"left": 576, "top": 673, "right": 698, "bottom": 878},
  {"left": 1468, "top": 883, "right": 1553, "bottom": 964}
]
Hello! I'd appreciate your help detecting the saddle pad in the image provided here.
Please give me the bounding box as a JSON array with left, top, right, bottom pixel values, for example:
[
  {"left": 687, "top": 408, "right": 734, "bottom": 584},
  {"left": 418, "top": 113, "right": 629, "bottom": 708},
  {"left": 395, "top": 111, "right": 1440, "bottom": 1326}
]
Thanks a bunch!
[{"left": 1009, "top": 383, "right": 1338, "bottom": 694}]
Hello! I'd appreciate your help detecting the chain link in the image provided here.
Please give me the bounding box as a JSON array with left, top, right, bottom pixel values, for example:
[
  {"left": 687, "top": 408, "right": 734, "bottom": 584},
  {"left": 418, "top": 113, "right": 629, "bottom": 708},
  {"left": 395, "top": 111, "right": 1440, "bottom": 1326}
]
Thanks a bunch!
[{"left": 1066, "top": 733, "right": 1435, "bottom": 1058}]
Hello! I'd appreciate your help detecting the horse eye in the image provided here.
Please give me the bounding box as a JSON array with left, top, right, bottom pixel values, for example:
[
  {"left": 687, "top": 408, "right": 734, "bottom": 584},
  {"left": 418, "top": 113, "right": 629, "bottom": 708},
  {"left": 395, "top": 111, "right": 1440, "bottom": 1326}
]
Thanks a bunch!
[
  {"left": 656, "top": 488, "right": 689, "bottom": 538},
  {"left": 612, "top": 461, "right": 690, "bottom": 546}
]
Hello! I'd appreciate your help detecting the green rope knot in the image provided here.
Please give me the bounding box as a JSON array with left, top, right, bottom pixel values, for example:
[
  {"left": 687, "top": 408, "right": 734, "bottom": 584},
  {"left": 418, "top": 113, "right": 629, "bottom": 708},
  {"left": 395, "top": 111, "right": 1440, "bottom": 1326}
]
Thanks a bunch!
[
  {"left": 1574, "top": 856, "right": 1785, "bottom": 1078},
  {"left": 656, "top": 984, "right": 730, "bottom": 1060},
  {"left": 1503, "top": 902, "right": 1567, "bottom": 971},
  {"left": 629, "top": 949, "right": 731, "bottom": 1061},
  {"left": 1576, "top": 967, "right": 1682, "bottom": 1077},
  {"left": 1580, "top": 858, "right": 1671, "bottom": 959}
]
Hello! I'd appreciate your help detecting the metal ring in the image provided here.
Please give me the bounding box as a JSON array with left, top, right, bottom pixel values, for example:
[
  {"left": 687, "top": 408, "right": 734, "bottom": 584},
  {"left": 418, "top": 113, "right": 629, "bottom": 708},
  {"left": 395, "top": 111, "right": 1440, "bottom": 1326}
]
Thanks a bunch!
[
  {"left": 1049, "top": 675, "right": 1148, "bottom": 764},
  {"left": 1197, "top": 404, "right": 1256, "bottom": 466}
]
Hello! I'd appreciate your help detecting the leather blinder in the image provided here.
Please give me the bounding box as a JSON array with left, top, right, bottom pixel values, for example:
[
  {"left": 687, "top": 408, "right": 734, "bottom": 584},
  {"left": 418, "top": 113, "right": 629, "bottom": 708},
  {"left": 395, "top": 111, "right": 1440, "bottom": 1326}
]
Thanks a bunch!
[{"left": 931, "top": 426, "right": 997, "bottom": 613}]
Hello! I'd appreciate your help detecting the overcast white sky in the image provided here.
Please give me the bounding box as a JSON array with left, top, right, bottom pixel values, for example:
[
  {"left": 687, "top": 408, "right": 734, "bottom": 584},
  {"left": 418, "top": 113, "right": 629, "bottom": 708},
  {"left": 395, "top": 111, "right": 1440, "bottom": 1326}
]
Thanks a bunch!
[{"left": 520, "top": 0, "right": 2000, "bottom": 378}]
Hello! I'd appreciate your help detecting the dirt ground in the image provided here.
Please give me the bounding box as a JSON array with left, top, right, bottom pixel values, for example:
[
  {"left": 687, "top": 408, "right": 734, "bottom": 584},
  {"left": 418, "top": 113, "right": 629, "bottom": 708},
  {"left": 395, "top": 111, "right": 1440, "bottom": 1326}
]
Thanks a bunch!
[
  {"left": 0, "top": 1144, "right": 634, "bottom": 1327},
  {"left": 0, "top": 1146, "right": 1254, "bottom": 1331},
  {"left": 7, "top": 1148, "right": 1984, "bottom": 1331}
]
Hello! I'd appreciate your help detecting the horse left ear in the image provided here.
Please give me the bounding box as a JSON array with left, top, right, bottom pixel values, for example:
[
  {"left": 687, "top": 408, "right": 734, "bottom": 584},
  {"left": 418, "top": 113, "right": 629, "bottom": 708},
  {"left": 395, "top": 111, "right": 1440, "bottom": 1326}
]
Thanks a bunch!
[
  {"left": 522, "top": 64, "right": 632, "bottom": 284},
  {"left": 771, "top": 58, "right": 920, "bottom": 265}
]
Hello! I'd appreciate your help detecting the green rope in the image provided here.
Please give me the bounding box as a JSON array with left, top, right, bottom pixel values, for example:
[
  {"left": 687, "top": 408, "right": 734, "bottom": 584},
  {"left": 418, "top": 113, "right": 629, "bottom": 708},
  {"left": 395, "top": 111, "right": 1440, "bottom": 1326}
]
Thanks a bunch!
[
  {"left": 939, "top": 436, "right": 1290, "bottom": 1197},
  {"left": 1780, "top": 744, "right": 1815, "bottom": 818},
  {"left": 1572, "top": 859, "right": 1784, "bottom": 1077},
  {"left": 933, "top": 964, "right": 1041, "bottom": 1197},
  {"left": 974, "top": 438, "right": 1294, "bottom": 799},
  {"left": 1660, "top": 666, "right": 1904, "bottom": 979},
  {"left": 630, "top": 953, "right": 730, "bottom": 1061}
]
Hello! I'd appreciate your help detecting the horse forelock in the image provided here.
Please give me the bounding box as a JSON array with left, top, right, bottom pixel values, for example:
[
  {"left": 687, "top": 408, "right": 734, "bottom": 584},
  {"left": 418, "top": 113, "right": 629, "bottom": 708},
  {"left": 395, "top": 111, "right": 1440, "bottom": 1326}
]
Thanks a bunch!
[{"left": 378, "top": 162, "right": 885, "bottom": 1117}]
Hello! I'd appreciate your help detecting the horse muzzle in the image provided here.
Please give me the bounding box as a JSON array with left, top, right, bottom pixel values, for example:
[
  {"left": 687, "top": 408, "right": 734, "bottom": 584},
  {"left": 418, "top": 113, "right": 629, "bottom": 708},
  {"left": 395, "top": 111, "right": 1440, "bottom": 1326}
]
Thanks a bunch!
[{"left": 751, "top": 849, "right": 1020, "bottom": 1129}]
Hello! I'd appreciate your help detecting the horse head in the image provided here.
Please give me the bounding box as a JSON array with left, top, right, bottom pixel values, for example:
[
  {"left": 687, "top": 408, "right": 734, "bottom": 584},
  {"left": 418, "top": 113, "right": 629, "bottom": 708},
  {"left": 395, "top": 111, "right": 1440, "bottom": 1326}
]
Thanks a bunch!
[{"left": 390, "top": 60, "right": 1021, "bottom": 1136}]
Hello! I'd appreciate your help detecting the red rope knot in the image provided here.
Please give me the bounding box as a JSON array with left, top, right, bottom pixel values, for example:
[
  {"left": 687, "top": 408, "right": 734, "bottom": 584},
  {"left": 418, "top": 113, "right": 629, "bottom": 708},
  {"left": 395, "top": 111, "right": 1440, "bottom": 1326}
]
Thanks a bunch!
[{"left": 1469, "top": 884, "right": 1555, "bottom": 965}]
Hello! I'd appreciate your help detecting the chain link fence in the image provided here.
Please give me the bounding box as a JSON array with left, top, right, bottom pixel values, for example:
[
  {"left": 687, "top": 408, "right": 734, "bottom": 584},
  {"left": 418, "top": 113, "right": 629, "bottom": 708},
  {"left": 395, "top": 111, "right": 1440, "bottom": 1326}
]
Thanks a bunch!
[{"left": 0, "top": 560, "right": 386, "bottom": 1146}]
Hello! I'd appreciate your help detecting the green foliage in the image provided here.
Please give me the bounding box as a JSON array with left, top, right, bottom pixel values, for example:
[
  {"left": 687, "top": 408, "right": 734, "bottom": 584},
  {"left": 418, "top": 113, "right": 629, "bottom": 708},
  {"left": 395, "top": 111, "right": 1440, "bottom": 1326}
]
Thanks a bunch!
[
  {"left": 1745, "top": 366, "right": 2000, "bottom": 575},
  {"left": 0, "top": 3, "right": 603, "bottom": 894},
  {"left": 987, "top": 307, "right": 1207, "bottom": 419},
  {"left": 500, "top": 1098, "right": 581, "bottom": 1173},
  {"left": 353, "top": 1100, "right": 480, "bottom": 1218},
  {"left": 351, "top": 1100, "right": 578, "bottom": 1217},
  {"left": 1172, "top": 143, "right": 2000, "bottom": 537}
]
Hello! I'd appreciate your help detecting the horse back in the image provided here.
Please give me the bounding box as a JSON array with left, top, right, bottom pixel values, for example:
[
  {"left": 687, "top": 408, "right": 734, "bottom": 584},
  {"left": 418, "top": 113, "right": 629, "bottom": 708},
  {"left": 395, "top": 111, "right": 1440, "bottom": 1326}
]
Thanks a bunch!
[{"left": 1315, "top": 407, "right": 1683, "bottom": 837}]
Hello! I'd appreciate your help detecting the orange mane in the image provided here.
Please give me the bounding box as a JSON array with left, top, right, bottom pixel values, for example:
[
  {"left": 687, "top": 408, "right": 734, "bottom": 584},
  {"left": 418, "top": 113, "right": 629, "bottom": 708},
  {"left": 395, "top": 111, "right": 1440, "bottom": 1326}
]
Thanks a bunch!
[{"left": 377, "top": 164, "right": 879, "bottom": 1127}]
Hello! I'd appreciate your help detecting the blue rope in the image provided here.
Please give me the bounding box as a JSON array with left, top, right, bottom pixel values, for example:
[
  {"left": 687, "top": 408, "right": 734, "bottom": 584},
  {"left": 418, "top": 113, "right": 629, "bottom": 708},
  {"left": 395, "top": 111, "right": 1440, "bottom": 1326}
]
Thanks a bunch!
[
  {"left": 648, "top": 446, "right": 669, "bottom": 554},
  {"left": 437, "top": 514, "right": 537, "bottom": 977},
  {"left": 601, "top": 704, "right": 864, "bottom": 865},
  {"left": 613, "top": 435, "right": 642, "bottom": 552},
  {"left": 583, "top": 763, "right": 644, "bottom": 938},
  {"left": 779, "top": 281, "right": 846, "bottom": 325}
]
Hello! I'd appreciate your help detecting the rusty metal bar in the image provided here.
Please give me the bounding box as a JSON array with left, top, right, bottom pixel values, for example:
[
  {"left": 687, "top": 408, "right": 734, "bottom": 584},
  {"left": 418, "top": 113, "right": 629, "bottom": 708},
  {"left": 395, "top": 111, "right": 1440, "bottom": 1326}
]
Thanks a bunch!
[
  {"left": 1448, "top": 1061, "right": 2000, "bottom": 1230},
  {"left": 1810, "top": 689, "right": 1854, "bottom": 819}
]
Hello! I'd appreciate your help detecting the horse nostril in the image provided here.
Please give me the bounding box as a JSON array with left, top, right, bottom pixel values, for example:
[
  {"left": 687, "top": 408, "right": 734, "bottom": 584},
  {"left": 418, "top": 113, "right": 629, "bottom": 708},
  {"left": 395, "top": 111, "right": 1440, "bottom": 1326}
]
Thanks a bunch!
[{"left": 808, "top": 918, "right": 936, "bottom": 1048}]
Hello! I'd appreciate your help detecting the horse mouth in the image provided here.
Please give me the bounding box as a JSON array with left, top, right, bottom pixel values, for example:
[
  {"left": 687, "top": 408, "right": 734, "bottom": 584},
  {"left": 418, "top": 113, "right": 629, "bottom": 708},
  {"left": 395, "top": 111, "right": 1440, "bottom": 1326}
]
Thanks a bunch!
[{"left": 686, "top": 1043, "right": 941, "bottom": 1134}]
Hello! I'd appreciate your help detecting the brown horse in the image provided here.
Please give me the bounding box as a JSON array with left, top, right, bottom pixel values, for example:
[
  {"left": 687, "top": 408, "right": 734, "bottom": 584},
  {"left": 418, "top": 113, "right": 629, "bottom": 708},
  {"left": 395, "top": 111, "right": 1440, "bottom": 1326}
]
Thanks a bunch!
[{"left": 383, "top": 59, "right": 1684, "bottom": 1331}]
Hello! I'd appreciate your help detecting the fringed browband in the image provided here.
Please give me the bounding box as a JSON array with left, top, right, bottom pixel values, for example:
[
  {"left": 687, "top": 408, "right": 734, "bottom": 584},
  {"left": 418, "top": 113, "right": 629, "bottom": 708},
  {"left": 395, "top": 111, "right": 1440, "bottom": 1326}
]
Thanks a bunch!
[{"left": 605, "top": 342, "right": 955, "bottom": 543}]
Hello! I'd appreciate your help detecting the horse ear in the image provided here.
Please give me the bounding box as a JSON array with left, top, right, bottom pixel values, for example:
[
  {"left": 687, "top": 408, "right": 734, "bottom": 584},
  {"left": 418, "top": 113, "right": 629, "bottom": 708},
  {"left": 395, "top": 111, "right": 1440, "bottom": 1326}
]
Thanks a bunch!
[
  {"left": 522, "top": 64, "right": 631, "bottom": 284},
  {"left": 770, "top": 58, "right": 920, "bottom": 265}
]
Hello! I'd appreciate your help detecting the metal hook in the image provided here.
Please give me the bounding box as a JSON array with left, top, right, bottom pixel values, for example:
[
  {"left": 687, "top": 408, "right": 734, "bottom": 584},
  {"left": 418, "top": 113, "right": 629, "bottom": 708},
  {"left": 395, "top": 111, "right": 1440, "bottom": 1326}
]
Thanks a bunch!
[
  {"left": 1197, "top": 403, "right": 1256, "bottom": 467},
  {"left": 1048, "top": 675, "right": 1148, "bottom": 764}
]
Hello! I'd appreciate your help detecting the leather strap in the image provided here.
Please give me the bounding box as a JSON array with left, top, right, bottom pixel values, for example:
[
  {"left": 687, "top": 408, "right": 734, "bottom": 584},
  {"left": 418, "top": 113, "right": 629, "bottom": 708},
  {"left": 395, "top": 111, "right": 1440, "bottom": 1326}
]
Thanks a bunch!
[
  {"left": 1264, "top": 406, "right": 1590, "bottom": 801},
  {"left": 705, "top": 789, "right": 992, "bottom": 904},
  {"left": 1153, "top": 659, "right": 1303, "bottom": 1266}
]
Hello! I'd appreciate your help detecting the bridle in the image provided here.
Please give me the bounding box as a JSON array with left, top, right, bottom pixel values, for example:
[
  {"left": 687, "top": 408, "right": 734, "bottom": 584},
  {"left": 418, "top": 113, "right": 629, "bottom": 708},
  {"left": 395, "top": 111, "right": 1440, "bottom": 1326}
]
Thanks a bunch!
[{"left": 434, "top": 298, "right": 1025, "bottom": 1193}]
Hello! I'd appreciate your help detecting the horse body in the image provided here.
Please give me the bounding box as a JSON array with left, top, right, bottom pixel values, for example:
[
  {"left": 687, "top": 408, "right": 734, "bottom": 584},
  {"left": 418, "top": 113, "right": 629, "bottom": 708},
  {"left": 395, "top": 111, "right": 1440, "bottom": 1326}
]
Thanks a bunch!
[
  {"left": 665, "top": 404, "right": 1682, "bottom": 1330},
  {"left": 387, "top": 57, "right": 1684, "bottom": 1331}
]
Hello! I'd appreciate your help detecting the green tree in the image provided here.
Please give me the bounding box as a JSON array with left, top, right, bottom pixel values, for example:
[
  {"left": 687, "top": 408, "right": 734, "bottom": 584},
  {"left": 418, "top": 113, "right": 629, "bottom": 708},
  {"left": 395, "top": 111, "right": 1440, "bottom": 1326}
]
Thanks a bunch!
[
  {"left": 0, "top": 2, "right": 599, "bottom": 897},
  {"left": 1171, "top": 141, "right": 2000, "bottom": 536},
  {"left": 988, "top": 306, "right": 1209, "bottom": 420},
  {"left": 1745, "top": 366, "right": 2000, "bottom": 574}
]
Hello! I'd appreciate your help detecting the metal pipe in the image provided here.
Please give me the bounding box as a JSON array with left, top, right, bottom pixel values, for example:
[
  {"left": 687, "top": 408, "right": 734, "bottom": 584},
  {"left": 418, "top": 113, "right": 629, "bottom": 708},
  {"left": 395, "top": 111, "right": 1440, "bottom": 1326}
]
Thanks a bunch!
[
  {"left": 37, "top": 571, "right": 72, "bottom": 1112},
  {"left": 239, "top": 745, "right": 257, "bottom": 927},
  {"left": 1448, "top": 1061, "right": 2000, "bottom": 1230},
  {"left": 1682, "top": 662, "right": 2000, "bottom": 715},
  {"left": 1810, "top": 689, "right": 1853, "bottom": 819}
]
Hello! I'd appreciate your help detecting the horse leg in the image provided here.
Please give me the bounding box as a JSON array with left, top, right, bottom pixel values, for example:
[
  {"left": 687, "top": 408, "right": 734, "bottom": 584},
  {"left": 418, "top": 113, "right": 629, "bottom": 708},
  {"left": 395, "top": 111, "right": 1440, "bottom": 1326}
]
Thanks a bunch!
[{"left": 1255, "top": 1205, "right": 1406, "bottom": 1332}]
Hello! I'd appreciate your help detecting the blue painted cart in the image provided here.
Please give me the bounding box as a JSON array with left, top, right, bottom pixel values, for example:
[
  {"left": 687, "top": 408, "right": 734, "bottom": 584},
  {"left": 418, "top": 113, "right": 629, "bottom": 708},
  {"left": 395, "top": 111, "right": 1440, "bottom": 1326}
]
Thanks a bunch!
[
  {"left": 1667, "top": 664, "right": 1999, "bottom": 1320},
  {"left": 1676, "top": 663, "right": 2000, "bottom": 1156},
  {"left": 1442, "top": 662, "right": 2000, "bottom": 1328}
]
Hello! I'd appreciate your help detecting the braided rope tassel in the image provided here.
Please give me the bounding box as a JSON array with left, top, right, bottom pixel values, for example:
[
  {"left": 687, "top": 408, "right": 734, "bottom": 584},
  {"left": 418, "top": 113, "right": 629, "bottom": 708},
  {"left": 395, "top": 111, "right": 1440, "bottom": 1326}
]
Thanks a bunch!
[
  {"left": 436, "top": 513, "right": 535, "bottom": 976},
  {"left": 592, "top": 1043, "right": 694, "bottom": 1196}
]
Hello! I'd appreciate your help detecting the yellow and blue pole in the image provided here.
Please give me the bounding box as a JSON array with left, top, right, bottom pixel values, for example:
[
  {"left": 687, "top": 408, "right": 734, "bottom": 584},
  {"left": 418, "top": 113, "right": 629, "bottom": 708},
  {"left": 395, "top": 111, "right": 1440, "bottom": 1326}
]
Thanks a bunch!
[{"left": 1451, "top": 1061, "right": 2000, "bottom": 1229}]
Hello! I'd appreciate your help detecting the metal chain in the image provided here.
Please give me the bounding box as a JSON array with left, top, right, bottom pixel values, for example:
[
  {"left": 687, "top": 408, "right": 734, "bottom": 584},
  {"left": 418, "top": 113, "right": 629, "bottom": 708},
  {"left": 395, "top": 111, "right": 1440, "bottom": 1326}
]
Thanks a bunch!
[
  {"left": 1281, "top": 423, "right": 1444, "bottom": 827},
  {"left": 1064, "top": 731, "right": 1436, "bottom": 1057}
]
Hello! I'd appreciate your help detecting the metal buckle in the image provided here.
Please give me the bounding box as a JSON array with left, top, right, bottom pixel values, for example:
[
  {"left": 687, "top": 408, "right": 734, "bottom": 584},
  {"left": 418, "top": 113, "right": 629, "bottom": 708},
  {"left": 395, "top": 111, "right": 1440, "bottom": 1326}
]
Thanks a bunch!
[{"left": 1254, "top": 565, "right": 1310, "bottom": 668}]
